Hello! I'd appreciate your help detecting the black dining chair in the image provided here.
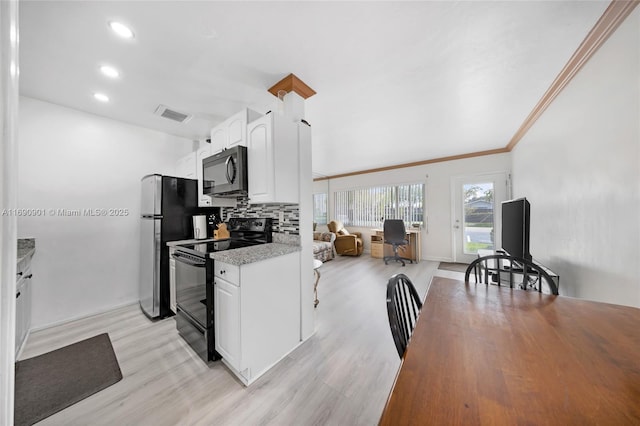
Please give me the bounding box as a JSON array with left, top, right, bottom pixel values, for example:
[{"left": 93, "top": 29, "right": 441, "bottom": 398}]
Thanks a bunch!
[
  {"left": 386, "top": 273, "right": 423, "bottom": 358},
  {"left": 464, "top": 254, "right": 559, "bottom": 295},
  {"left": 383, "top": 220, "right": 413, "bottom": 266}
]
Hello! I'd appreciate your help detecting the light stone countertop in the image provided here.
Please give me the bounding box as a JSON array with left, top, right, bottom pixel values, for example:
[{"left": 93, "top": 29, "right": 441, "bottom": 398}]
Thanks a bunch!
[
  {"left": 209, "top": 243, "right": 300, "bottom": 266},
  {"left": 166, "top": 238, "right": 217, "bottom": 247},
  {"left": 17, "top": 238, "right": 36, "bottom": 264}
]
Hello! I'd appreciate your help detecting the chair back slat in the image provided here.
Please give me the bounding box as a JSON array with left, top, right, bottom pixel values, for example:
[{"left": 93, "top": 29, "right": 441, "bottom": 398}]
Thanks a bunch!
[
  {"left": 386, "top": 274, "right": 423, "bottom": 358},
  {"left": 464, "top": 254, "right": 559, "bottom": 295}
]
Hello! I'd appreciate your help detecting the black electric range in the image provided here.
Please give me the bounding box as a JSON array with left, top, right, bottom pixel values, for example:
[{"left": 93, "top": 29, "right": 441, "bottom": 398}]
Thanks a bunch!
[
  {"left": 172, "top": 217, "right": 272, "bottom": 363},
  {"left": 177, "top": 217, "right": 273, "bottom": 258},
  {"left": 177, "top": 239, "right": 258, "bottom": 257}
]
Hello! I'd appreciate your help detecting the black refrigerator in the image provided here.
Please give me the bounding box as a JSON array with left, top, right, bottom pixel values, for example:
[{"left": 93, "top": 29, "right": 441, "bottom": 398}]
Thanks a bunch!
[{"left": 139, "top": 174, "right": 197, "bottom": 319}]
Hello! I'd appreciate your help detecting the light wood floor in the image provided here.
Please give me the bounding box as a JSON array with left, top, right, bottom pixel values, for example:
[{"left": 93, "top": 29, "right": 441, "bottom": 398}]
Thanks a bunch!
[{"left": 21, "top": 256, "right": 443, "bottom": 426}]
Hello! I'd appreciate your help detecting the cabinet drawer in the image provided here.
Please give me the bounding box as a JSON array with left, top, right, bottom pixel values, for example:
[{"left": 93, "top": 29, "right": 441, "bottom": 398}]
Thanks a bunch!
[
  {"left": 214, "top": 261, "right": 239, "bottom": 285},
  {"left": 371, "top": 243, "right": 383, "bottom": 259}
]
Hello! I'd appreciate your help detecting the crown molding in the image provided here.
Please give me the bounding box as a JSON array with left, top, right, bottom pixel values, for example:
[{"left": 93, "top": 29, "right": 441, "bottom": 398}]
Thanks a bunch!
[
  {"left": 268, "top": 73, "right": 316, "bottom": 99},
  {"left": 506, "top": 0, "right": 639, "bottom": 151},
  {"left": 315, "top": 1, "right": 639, "bottom": 182},
  {"left": 313, "top": 148, "right": 510, "bottom": 181}
]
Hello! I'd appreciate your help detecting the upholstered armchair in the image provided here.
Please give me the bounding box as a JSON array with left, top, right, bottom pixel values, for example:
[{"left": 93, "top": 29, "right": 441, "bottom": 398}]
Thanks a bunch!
[{"left": 327, "top": 220, "right": 364, "bottom": 256}]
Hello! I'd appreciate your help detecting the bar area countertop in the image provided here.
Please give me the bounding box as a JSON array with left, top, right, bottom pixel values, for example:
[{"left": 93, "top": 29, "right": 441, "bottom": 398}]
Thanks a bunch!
[
  {"left": 17, "top": 238, "right": 36, "bottom": 263},
  {"left": 209, "top": 242, "right": 300, "bottom": 266}
]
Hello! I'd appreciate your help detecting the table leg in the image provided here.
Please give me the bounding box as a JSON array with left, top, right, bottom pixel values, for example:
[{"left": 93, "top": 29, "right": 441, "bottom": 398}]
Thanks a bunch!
[{"left": 314, "top": 269, "right": 320, "bottom": 308}]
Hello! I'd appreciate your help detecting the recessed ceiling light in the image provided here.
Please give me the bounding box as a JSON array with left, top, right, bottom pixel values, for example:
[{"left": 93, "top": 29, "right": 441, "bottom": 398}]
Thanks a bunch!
[
  {"left": 93, "top": 93, "right": 110, "bottom": 103},
  {"left": 100, "top": 65, "right": 120, "bottom": 78},
  {"left": 108, "top": 21, "right": 134, "bottom": 39}
]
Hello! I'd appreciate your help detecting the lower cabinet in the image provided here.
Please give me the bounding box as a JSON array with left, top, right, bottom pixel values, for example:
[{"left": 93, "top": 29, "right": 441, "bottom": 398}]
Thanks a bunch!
[
  {"left": 213, "top": 277, "right": 241, "bottom": 370},
  {"left": 15, "top": 256, "right": 33, "bottom": 357},
  {"left": 213, "top": 252, "right": 301, "bottom": 385}
]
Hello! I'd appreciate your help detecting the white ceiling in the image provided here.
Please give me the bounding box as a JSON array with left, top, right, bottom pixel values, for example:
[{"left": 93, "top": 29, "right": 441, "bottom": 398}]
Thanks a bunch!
[{"left": 19, "top": 1, "right": 609, "bottom": 177}]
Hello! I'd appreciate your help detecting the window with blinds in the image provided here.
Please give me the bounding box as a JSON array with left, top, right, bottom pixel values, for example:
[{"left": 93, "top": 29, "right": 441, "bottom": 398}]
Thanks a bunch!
[
  {"left": 334, "top": 183, "right": 424, "bottom": 227},
  {"left": 313, "top": 193, "right": 328, "bottom": 225}
]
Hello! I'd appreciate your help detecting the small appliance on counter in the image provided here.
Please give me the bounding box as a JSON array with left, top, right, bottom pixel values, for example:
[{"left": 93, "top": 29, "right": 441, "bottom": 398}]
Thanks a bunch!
[
  {"left": 171, "top": 217, "right": 273, "bottom": 363},
  {"left": 193, "top": 215, "right": 207, "bottom": 239}
]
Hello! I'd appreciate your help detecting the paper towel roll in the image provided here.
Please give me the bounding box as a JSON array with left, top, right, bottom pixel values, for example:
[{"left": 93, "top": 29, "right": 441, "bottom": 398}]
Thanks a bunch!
[{"left": 193, "top": 215, "right": 207, "bottom": 240}]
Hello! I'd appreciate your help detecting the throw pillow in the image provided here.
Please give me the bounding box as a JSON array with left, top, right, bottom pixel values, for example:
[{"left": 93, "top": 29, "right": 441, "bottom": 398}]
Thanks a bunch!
[{"left": 338, "top": 228, "right": 350, "bottom": 236}]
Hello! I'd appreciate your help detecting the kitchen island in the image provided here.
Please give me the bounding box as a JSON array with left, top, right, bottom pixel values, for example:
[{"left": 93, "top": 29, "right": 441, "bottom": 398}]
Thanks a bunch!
[
  {"left": 169, "top": 229, "right": 303, "bottom": 385},
  {"left": 212, "top": 249, "right": 301, "bottom": 385}
]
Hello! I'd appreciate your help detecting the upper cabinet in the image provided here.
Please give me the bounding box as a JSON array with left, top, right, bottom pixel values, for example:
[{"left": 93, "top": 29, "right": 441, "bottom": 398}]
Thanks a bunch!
[
  {"left": 210, "top": 108, "right": 262, "bottom": 154},
  {"left": 196, "top": 145, "right": 213, "bottom": 207},
  {"left": 247, "top": 113, "right": 300, "bottom": 204},
  {"left": 210, "top": 126, "right": 227, "bottom": 154},
  {"left": 175, "top": 146, "right": 235, "bottom": 207},
  {"left": 175, "top": 151, "right": 197, "bottom": 179}
]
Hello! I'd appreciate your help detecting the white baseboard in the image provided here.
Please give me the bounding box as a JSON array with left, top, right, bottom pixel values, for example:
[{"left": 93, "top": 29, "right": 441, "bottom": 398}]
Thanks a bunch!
[
  {"left": 424, "top": 256, "right": 454, "bottom": 263},
  {"left": 29, "top": 299, "right": 139, "bottom": 333}
]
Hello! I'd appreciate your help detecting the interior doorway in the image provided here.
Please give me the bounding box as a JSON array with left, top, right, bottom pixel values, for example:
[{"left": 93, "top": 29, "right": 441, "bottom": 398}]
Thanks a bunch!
[{"left": 452, "top": 173, "right": 510, "bottom": 264}]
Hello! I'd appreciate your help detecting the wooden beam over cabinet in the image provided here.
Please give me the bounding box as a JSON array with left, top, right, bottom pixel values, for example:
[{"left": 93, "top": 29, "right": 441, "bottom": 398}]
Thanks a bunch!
[{"left": 268, "top": 73, "right": 316, "bottom": 99}]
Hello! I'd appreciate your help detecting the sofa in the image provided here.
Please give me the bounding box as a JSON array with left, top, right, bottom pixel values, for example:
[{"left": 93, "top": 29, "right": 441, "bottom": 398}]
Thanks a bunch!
[
  {"left": 327, "top": 220, "right": 364, "bottom": 256},
  {"left": 313, "top": 232, "right": 335, "bottom": 262}
]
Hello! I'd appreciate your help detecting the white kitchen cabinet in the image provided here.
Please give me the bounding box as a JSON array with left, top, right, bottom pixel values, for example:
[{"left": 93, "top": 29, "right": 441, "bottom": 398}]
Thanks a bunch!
[
  {"left": 169, "top": 247, "right": 177, "bottom": 314},
  {"left": 175, "top": 151, "right": 197, "bottom": 179},
  {"left": 214, "top": 276, "right": 241, "bottom": 370},
  {"left": 196, "top": 145, "right": 212, "bottom": 207},
  {"left": 247, "top": 113, "right": 300, "bottom": 204},
  {"left": 209, "top": 108, "right": 262, "bottom": 155},
  {"left": 213, "top": 252, "right": 301, "bottom": 385},
  {"left": 15, "top": 257, "right": 33, "bottom": 357},
  {"left": 210, "top": 125, "right": 227, "bottom": 154}
]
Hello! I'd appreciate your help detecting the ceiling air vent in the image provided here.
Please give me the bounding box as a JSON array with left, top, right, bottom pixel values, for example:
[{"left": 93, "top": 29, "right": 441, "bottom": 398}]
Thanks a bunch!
[{"left": 154, "top": 105, "right": 192, "bottom": 123}]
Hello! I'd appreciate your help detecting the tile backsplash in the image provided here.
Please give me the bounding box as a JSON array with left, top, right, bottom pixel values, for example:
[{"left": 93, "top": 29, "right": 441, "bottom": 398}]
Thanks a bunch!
[{"left": 222, "top": 198, "right": 299, "bottom": 235}]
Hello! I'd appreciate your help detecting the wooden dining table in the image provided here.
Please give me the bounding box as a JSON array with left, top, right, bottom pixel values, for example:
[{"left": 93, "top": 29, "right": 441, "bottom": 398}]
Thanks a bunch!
[{"left": 379, "top": 277, "right": 640, "bottom": 425}]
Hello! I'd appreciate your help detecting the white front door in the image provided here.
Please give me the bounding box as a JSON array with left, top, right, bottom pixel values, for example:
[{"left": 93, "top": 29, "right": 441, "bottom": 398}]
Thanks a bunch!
[{"left": 452, "top": 173, "right": 510, "bottom": 264}]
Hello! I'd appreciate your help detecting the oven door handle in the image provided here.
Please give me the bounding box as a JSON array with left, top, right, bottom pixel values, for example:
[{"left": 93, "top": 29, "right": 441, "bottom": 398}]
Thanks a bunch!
[{"left": 172, "top": 252, "right": 206, "bottom": 267}]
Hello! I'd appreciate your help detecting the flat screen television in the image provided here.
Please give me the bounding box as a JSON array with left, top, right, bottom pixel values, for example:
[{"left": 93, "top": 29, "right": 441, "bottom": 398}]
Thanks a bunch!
[{"left": 501, "top": 197, "right": 531, "bottom": 260}]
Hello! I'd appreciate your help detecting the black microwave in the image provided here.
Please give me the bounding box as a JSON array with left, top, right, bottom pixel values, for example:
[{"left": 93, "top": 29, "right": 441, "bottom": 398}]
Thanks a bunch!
[{"left": 202, "top": 145, "right": 248, "bottom": 197}]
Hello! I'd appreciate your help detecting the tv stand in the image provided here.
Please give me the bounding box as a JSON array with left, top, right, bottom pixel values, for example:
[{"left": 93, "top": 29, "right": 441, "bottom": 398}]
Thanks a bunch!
[{"left": 476, "top": 249, "right": 559, "bottom": 293}]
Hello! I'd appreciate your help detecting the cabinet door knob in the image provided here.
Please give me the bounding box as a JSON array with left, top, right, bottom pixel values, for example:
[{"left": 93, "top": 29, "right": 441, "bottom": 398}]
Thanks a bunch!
[
  {"left": 220, "top": 270, "right": 226, "bottom": 274},
  {"left": 25, "top": 274, "right": 33, "bottom": 279},
  {"left": 16, "top": 292, "right": 21, "bottom": 298},
  {"left": 16, "top": 272, "right": 23, "bottom": 277}
]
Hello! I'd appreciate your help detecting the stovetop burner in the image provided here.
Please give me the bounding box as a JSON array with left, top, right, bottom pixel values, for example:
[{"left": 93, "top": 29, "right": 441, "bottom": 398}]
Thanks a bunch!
[{"left": 177, "top": 217, "right": 273, "bottom": 258}]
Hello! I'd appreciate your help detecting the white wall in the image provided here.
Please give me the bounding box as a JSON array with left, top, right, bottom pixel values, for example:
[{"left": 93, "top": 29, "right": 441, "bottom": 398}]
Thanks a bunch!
[
  {"left": 314, "top": 153, "right": 511, "bottom": 261},
  {"left": 1, "top": 1, "right": 20, "bottom": 422},
  {"left": 511, "top": 9, "right": 640, "bottom": 307},
  {"left": 17, "top": 97, "right": 194, "bottom": 328}
]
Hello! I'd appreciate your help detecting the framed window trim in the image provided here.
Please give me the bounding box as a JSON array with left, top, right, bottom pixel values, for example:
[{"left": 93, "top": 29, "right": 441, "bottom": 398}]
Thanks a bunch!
[{"left": 313, "top": 192, "right": 328, "bottom": 225}]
